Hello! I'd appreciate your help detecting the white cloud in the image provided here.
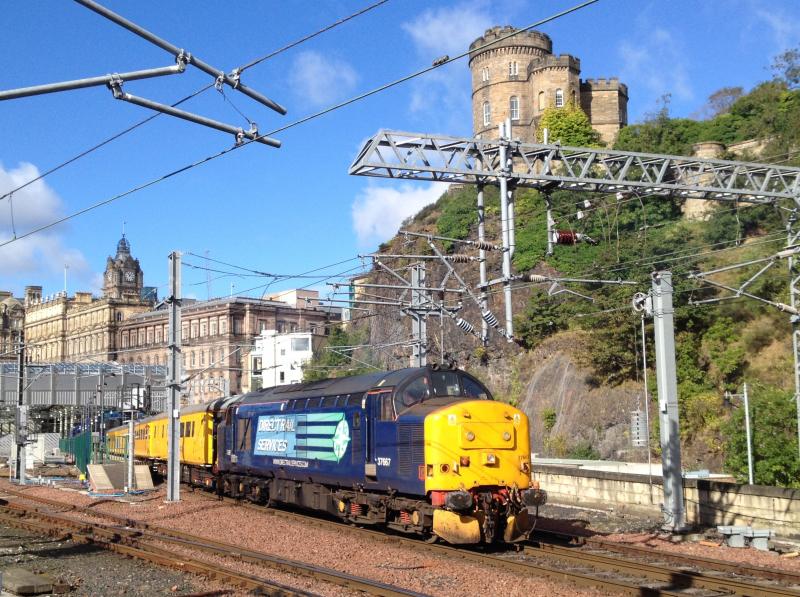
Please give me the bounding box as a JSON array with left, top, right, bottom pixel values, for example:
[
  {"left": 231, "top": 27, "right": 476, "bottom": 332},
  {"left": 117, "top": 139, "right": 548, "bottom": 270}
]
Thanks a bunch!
[
  {"left": 289, "top": 51, "right": 358, "bottom": 108},
  {"left": 402, "top": 3, "right": 493, "bottom": 58},
  {"left": 0, "top": 162, "right": 91, "bottom": 288},
  {"left": 753, "top": 7, "right": 800, "bottom": 52},
  {"left": 618, "top": 27, "right": 693, "bottom": 116},
  {"left": 401, "top": 2, "right": 493, "bottom": 132},
  {"left": 352, "top": 183, "right": 447, "bottom": 248}
]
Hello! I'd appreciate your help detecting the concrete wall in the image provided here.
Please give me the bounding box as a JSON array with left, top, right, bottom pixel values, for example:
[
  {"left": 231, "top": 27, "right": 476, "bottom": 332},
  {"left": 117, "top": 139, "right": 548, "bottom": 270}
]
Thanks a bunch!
[{"left": 533, "top": 464, "right": 800, "bottom": 538}]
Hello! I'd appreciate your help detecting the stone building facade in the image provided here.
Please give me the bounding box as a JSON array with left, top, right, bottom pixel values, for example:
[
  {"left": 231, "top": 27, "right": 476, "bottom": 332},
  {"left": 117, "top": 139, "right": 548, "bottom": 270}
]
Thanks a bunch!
[
  {"left": 469, "top": 26, "right": 628, "bottom": 145},
  {"left": 116, "top": 292, "right": 339, "bottom": 404},
  {"left": 22, "top": 235, "right": 154, "bottom": 364},
  {"left": 0, "top": 292, "right": 24, "bottom": 363}
]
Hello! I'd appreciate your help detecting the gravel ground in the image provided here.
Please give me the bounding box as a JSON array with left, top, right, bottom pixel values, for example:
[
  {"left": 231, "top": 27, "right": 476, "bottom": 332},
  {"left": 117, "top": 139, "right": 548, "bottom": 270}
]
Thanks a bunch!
[
  {"left": 0, "top": 480, "right": 607, "bottom": 597},
  {"left": 7, "top": 477, "right": 799, "bottom": 596},
  {"left": 0, "top": 522, "right": 212, "bottom": 596}
]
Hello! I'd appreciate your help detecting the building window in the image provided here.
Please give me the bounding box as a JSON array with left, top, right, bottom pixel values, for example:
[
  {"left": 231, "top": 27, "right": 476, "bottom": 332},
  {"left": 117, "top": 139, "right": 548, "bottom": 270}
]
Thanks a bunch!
[
  {"left": 279, "top": 371, "right": 285, "bottom": 383},
  {"left": 291, "top": 338, "right": 310, "bottom": 352},
  {"left": 481, "top": 66, "right": 489, "bottom": 82},
  {"left": 200, "top": 350, "right": 205, "bottom": 366},
  {"left": 482, "top": 101, "right": 490, "bottom": 126},
  {"left": 555, "top": 88, "right": 564, "bottom": 108},
  {"left": 210, "top": 320, "right": 217, "bottom": 336},
  {"left": 509, "top": 96, "right": 519, "bottom": 121},
  {"left": 200, "top": 322, "right": 207, "bottom": 336},
  {"left": 538, "top": 91, "right": 545, "bottom": 111},
  {"left": 191, "top": 351, "right": 196, "bottom": 367},
  {"left": 258, "top": 320, "right": 267, "bottom": 332},
  {"left": 571, "top": 89, "right": 576, "bottom": 105},
  {"left": 219, "top": 318, "right": 227, "bottom": 334},
  {"left": 508, "top": 61, "right": 518, "bottom": 77}
]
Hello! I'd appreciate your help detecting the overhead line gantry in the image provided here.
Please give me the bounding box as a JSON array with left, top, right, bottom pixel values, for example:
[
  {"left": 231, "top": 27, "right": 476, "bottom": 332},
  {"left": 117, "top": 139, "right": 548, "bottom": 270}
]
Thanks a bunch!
[{"left": 349, "top": 124, "right": 800, "bottom": 531}]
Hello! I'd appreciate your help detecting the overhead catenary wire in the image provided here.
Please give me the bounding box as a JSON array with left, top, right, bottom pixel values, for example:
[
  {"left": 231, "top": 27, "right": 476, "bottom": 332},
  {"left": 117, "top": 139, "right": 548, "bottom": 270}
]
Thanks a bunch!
[
  {"left": 0, "top": 0, "right": 599, "bottom": 248},
  {"left": 0, "top": 0, "right": 391, "bottom": 206}
]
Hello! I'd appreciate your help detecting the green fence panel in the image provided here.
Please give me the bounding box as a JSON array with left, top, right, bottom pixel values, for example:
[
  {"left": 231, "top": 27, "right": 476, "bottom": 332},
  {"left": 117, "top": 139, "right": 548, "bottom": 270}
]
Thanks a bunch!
[{"left": 61, "top": 431, "right": 93, "bottom": 475}]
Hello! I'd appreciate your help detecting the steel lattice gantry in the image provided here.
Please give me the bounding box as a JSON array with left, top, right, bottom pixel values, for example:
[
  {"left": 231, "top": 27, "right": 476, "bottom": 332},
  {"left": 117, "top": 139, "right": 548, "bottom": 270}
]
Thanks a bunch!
[
  {"left": 349, "top": 128, "right": 800, "bottom": 531},
  {"left": 349, "top": 129, "right": 800, "bottom": 202}
]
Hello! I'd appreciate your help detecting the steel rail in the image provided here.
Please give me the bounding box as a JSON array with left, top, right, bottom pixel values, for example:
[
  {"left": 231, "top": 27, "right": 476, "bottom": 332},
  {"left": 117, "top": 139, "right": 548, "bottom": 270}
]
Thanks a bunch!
[
  {"left": 583, "top": 536, "right": 800, "bottom": 586},
  {"left": 4, "top": 486, "right": 800, "bottom": 596},
  {"left": 0, "top": 508, "right": 310, "bottom": 597},
  {"left": 525, "top": 542, "right": 800, "bottom": 597},
  {"left": 0, "top": 496, "right": 424, "bottom": 597}
]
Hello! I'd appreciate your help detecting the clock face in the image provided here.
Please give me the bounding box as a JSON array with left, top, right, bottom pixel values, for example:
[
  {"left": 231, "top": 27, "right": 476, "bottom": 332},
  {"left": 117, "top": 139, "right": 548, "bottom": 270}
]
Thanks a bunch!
[{"left": 124, "top": 270, "right": 135, "bottom": 282}]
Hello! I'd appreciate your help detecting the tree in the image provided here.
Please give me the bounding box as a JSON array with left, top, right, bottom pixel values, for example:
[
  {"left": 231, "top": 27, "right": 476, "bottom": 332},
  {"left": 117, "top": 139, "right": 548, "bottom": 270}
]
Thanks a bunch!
[
  {"left": 723, "top": 386, "right": 800, "bottom": 487},
  {"left": 536, "top": 103, "right": 602, "bottom": 147},
  {"left": 703, "top": 86, "right": 744, "bottom": 118},
  {"left": 772, "top": 47, "right": 800, "bottom": 89},
  {"left": 303, "top": 327, "right": 374, "bottom": 381}
]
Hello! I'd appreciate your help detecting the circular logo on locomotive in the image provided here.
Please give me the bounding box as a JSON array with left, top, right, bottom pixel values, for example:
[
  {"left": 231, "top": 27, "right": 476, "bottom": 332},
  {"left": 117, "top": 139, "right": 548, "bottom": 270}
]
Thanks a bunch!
[{"left": 332, "top": 419, "right": 350, "bottom": 462}]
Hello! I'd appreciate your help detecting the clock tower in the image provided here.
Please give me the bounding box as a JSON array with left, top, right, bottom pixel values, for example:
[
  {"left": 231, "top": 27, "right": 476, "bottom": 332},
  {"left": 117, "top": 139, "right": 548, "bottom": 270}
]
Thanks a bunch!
[{"left": 103, "top": 234, "right": 144, "bottom": 300}]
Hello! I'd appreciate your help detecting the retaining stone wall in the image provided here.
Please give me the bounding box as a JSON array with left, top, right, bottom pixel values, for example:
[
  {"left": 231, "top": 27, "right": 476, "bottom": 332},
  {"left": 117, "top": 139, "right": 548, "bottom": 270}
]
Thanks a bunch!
[{"left": 533, "top": 465, "right": 800, "bottom": 537}]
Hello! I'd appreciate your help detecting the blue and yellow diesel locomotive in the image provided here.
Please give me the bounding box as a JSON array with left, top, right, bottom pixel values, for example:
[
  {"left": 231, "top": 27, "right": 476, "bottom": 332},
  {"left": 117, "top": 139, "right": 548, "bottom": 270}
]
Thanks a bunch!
[{"left": 108, "top": 365, "right": 545, "bottom": 544}]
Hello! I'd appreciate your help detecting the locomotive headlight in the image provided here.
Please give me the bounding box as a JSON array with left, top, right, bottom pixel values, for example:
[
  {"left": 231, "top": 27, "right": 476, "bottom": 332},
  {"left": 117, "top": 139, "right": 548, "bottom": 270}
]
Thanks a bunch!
[
  {"left": 466, "top": 431, "right": 475, "bottom": 442},
  {"left": 502, "top": 431, "right": 511, "bottom": 441},
  {"left": 483, "top": 452, "right": 497, "bottom": 465}
]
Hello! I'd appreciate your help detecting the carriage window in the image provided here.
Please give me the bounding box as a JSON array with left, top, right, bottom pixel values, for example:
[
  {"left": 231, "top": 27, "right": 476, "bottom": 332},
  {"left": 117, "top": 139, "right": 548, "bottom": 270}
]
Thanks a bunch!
[
  {"left": 347, "top": 394, "right": 362, "bottom": 407},
  {"left": 431, "top": 371, "right": 461, "bottom": 397},
  {"left": 321, "top": 396, "right": 335, "bottom": 408},
  {"left": 462, "top": 375, "right": 490, "bottom": 399},
  {"left": 307, "top": 397, "right": 321, "bottom": 408}
]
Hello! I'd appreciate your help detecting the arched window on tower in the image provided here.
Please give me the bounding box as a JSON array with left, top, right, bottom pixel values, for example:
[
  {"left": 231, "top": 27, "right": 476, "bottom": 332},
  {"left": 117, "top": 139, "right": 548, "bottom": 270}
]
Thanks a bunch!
[
  {"left": 508, "top": 61, "right": 518, "bottom": 77},
  {"left": 555, "top": 88, "right": 564, "bottom": 108},
  {"left": 509, "top": 96, "right": 519, "bottom": 121},
  {"left": 538, "top": 91, "right": 545, "bottom": 111},
  {"left": 482, "top": 101, "right": 490, "bottom": 126},
  {"left": 571, "top": 89, "right": 576, "bottom": 105},
  {"left": 481, "top": 67, "right": 489, "bottom": 82}
]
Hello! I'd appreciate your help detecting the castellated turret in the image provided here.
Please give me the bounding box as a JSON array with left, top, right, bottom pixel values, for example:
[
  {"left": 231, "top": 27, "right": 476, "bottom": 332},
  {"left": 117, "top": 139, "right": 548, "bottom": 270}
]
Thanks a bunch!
[{"left": 469, "top": 26, "right": 628, "bottom": 145}]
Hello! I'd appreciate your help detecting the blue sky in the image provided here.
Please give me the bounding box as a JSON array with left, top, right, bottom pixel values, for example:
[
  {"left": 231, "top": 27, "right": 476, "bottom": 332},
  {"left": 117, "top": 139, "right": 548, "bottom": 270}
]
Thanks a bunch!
[{"left": 1, "top": 0, "right": 798, "bottom": 300}]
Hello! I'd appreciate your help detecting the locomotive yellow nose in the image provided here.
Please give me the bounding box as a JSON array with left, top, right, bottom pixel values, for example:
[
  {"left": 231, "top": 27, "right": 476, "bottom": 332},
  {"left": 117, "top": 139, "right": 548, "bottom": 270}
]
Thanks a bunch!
[{"left": 423, "top": 400, "right": 531, "bottom": 492}]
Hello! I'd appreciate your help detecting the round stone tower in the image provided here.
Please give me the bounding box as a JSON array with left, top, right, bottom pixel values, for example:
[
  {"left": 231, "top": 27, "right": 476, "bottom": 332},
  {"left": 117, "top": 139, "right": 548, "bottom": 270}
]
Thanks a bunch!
[
  {"left": 529, "top": 54, "right": 581, "bottom": 129},
  {"left": 469, "top": 26, "right": 553, "bottom": 140}
]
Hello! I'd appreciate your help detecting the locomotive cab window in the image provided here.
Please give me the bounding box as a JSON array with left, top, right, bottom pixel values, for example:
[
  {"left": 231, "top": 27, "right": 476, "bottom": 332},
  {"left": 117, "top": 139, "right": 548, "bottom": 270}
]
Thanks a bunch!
[
  {"left": 237, "top": 418, "right": 251, "bottom": 450},
  {"left": 461, "top": 374, "right": 491, "bottom": 400},
  {"left": 395, "top": 375, "right": 430, "bottom": 415},
  {"left": 380, "top": 393, "right": 395, "bottom": 420},
  {"left": 431, "top": 371, "right": 461, "bottom": 397}
]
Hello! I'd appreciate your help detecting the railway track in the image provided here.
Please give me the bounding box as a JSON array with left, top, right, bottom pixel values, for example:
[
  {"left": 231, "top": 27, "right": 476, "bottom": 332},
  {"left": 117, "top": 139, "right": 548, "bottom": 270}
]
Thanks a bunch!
[
  {"left": 0, "top": 490, "right": 423, "bottom": 597},
  {"left": 3, "top": 485, "right": 800, "bottom": 596}
]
